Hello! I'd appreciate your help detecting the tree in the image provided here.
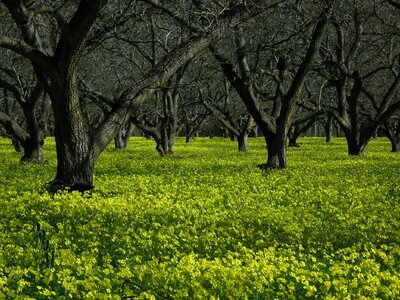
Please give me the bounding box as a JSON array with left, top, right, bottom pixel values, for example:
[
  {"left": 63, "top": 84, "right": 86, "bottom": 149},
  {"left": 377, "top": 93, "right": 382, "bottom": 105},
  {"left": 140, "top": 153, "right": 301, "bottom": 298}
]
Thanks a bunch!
[
  {"left": 321, "top": 2, "right": 400, "bottom": 155},
  {"left": 130, "top": 63, "right": 189, "bottom": 156},
  {"left": 288, "top": 79, "right": 328, "bottom": 147},
  {"left": 201, "top": 79, "right": 255, "bottom": 151},
  {"left": 210, "top": 3, "right": 330, "bottom": 168},
  {"left": 0, "top": 62, "right": 47, "bottom": 162}
]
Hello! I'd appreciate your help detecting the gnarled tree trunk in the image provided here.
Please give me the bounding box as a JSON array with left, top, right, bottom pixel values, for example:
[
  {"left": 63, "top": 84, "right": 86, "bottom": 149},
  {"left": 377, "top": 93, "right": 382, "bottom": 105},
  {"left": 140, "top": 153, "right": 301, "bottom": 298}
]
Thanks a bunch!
[
  {"left": 260, "top": 132, "right": 287, "bottom": 169},
  {"left": 48, "top": 72, "right": 95, "bottom": 191}
]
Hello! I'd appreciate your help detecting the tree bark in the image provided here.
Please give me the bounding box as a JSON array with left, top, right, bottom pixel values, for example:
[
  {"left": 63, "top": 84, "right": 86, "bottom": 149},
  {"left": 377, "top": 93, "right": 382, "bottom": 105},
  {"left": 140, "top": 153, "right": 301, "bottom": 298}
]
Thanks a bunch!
[
  {"left": 389, "top": 137, "right": 400, "bottom": 152},
  {"left": 383, "top": 121, "right": 400, "bottom": 152},
  {"left": 20, "top": 97, "right": 45, "bottom": 163},
  {"left": 237, "top": 134, "right": 248, "bottom": 152},
  {"left": 258, "top": 133, "right": 287, "bottom": 169},
  {"left": 48, "top": 72, "right": 95, "bottom": 191},
  {"left": 345, "top": 131, "right": 367, "bottom": 156},
  {"left": 288, "top": 126, "right": 300, "bottom": 147}
]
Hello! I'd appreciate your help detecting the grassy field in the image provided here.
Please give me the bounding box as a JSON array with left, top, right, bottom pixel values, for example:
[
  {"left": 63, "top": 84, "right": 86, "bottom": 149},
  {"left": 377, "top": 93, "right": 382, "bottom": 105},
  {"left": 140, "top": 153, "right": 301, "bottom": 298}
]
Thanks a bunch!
[{"left": 0, "top": 136, "right": 399, "bottom": 299}]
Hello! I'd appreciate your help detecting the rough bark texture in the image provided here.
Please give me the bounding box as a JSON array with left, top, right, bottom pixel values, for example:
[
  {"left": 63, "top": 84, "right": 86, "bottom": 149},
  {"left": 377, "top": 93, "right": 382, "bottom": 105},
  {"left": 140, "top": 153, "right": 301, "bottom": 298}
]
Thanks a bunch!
[
  {"left": 49, "top": 73, "right": 95, "bottom": 191},
  {"left": 258, "top": 133, "right": 287, "bottom": 169}
]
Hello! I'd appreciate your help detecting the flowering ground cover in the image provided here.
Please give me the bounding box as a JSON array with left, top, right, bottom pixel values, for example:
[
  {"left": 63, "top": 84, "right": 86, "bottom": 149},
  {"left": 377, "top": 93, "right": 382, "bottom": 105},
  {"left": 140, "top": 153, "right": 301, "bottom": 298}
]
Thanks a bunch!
[{"left": 0, "top": 136, "right": 399, "bottom": 299}]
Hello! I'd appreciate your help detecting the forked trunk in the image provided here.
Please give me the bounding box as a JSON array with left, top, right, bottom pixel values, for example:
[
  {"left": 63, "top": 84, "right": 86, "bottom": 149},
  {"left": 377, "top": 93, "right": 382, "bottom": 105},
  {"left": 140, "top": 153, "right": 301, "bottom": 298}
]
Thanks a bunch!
[
  {"left": 157, "top": 116, "right": 175, "bottom": 157},
  {"left": 157, "top": 134, "right": 175, "bottom": 156}
]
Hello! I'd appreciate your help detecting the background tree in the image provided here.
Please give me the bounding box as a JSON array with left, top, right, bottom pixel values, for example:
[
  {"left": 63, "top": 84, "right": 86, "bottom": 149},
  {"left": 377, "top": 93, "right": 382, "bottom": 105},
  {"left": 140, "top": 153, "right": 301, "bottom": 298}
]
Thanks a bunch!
[
  {"left": 201, "top": 77, "right": 255, "bottom": 152},
  {"left": 210, "top": 2, "right": 330, "bottom": 168},
  {"left": 0, "top": 52, "right": 48, "bottom": 162},
  {"left": 321, "top": 1, "right": 400, "bottom": 155}
]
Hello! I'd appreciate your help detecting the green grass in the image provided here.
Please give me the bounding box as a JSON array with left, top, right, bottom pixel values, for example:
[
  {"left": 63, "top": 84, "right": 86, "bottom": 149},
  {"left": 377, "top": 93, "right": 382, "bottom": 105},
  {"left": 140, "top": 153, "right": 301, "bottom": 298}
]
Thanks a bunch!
[{"left": 0, "top": 136, "right": 399, "bottom": 299}]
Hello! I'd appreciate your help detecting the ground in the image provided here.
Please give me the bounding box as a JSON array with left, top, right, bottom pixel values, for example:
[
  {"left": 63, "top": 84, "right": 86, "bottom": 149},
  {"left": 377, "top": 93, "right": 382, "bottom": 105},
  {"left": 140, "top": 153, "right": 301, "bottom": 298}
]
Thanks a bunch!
[{"left": 0, "top": 137, "right": 399, "bottom": 299}]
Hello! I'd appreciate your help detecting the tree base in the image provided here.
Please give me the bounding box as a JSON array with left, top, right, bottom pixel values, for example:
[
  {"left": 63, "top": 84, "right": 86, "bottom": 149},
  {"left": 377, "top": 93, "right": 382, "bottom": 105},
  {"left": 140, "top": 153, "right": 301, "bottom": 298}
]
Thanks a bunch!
[
  {"left": 257, "top": 163, "right": 269, "bottom": 170},
  {"left": 47, "top": 181, "right": 94, "bottom": 193},
  {"left": 288, "top": 143, "right": 301, "bottom": 148},
  {"left": 20, "top": 157, "right": 48, "bottom": 164},
  {"left": 257, "top": 162, "right": 287, "bottom": 170}
]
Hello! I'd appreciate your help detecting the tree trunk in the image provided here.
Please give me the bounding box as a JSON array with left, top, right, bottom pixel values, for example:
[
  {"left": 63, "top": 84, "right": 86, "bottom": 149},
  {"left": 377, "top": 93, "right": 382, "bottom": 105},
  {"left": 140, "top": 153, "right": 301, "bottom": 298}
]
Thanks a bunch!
[
  {"left": 114, "top": 123, "right": 134, "bottom": 150},
  {"left": 258, "top": 133, "right": 287, "bottom": 169},
  {"left": 114, "top": 132, "right": 126, "bottom": 149},
  {"left": 383, "top": 122, "right": 400, "bottom": 152},
  {"left": 288, "top": 136, "right": 300, "bottom": 147},
  {"left": 237, "top": 134, "right": 248, "bottom": 152},
  {"left": 20, "top": 104, "right": 45, "bottom": 163},
  {"left": 345, "top": 133, "right": 367, "bottom": 156},
  {"left": 48, "top": 75, "right": 95, "bottom": 192},
  {"left": 21, "top": 137, "right": 44, "bottom": 163},
  {"left": 267, "top": 136, "right": 287, "bottom": 168},
  {"left": 158, "top": 118, "right": 174, "bottom": 156},
  {"left": 12, "top": 137, "right": 23, "bottom": 152},
  {"left": 185, "top": 132, "right": 193, "bottom": 143},
  {"left": 237, "top": 115, "right": 253, "bottom": 152},
  {"left": 288, "top": 126, "right": 300, "bottom": 147},
  {"left": 390, "top": 137, "right": 400, "bottom": 152},
  {"left": 325, "top": 115, "right": 333, "bottom": 143}
]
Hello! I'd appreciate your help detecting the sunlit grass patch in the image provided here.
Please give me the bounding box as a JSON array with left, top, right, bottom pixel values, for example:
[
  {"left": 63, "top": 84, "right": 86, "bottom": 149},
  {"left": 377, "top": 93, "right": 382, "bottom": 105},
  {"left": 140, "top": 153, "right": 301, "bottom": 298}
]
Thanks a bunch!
[{"left": 0, "top": 136, "right": 399, "bottom": 299}]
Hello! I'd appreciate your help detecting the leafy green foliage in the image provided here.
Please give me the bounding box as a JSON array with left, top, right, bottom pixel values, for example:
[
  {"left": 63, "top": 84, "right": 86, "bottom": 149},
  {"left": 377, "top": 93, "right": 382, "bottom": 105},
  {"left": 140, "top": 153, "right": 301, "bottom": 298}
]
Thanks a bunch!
[{"left": 0, "top": 137, "right": 399, "bottom": 299}]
